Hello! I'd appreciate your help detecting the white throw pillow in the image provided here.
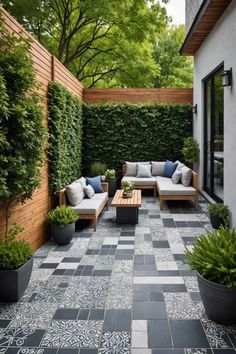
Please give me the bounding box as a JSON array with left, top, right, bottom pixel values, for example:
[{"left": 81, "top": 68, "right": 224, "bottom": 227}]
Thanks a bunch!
[
  {"left": 84, "top": 185, "right": 95, "bottom": 199},
  {"left": 172, "top": 170, "right": 182, "bottom": 184},
  {"left": 136, "top": 164, "right": 152, "bottom": 178},
  {"left": 66, "top": 180, "right": 84, "bottom": 206},
  {"left": 181, "top": 166, "right": 192, "bottom": 187}
]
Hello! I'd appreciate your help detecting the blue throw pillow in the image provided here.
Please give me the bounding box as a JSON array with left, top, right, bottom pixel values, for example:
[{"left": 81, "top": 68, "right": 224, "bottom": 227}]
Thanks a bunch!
[
  {"left": 86, "top": 176, "right": 103, "bottom": 193},
  {"left": 163, "top": 160, "right": 178, "bottom": 178}
]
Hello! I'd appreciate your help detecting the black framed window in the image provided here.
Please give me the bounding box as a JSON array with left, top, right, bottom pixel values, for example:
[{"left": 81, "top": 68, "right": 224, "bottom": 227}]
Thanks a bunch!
[{"left": 204, "top": 65, "right": 224, "bottom": 202}]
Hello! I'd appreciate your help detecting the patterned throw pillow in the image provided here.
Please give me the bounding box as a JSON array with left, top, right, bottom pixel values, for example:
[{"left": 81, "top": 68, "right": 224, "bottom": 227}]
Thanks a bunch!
[
  {"left": 84, "top": 185, "right": 95, "bottom": 199},
  {"left": 136, "top": 164, "right": 152, "bottom": 178}
]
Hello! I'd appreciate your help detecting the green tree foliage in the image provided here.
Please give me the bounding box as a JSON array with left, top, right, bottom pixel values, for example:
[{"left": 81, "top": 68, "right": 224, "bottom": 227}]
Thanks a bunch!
[
  {"left": 82, "top": 103, "right": 192, "bottom": 177},
  {"left": 153, "top": 25, "right": 193, "bottom": 88},
  {"left": 0, "top": 16, "right": 46, "bottom": 237},
  {"left": 3, "top": 0, "right": 169, "bottom": 87},
  {"left": 48, "top": 82, "right": 83, "bottom": 194}
]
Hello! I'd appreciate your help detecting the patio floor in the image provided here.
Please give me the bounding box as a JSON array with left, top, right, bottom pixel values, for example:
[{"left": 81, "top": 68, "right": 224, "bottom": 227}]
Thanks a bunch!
[{"left": 0, "top": 195, "right": 236, "bottom": 354}]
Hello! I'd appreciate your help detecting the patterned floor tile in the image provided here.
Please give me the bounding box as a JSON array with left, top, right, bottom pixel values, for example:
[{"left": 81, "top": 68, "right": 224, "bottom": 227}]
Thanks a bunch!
[
  {"left": 99, "top": 331, "right": 130, "bottom": 354},
  {"left": 164, "top": 293, "right": 199, "bottom": 319}
]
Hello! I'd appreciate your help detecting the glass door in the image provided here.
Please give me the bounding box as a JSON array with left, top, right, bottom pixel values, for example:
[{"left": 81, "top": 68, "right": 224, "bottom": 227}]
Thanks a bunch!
[{"left": 204, "top": 67, "right": 224, "bottom": 202}]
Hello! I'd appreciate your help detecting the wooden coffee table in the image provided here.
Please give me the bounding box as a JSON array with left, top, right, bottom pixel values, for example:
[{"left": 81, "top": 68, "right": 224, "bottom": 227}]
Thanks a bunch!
[{"left": 111, "top": 189, "right": 142, "bottom": 224}]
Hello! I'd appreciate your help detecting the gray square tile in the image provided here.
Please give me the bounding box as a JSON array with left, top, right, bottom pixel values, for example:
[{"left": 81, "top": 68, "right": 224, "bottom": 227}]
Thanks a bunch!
[
  {"left": 103, "top": 309, "right": 131, "bottom": 331},
  {"left": 133, "top": 302, "right": 167, "bottom": 319}
]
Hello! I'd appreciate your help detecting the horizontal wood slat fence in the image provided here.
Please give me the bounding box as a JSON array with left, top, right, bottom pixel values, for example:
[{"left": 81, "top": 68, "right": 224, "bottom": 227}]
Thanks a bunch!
[{"left": 0, "top": 6, "right": 193, "bottom": 251}]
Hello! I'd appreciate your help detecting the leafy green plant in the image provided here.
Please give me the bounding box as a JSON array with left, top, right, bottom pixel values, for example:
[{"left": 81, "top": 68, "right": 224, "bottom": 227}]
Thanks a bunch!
[
  {"left": 185, "top": 227, "right": 236, "bottom": 288},
  {"left": 91, "top": 162, "right": 107, "bottom": 176},
  {"left": 181, "top": 137, "right": 199, "bottom": 165},
  {"left": 122, "top": 181, "right": 134, "bottom": 193},
  {"left": 208, "top": 203, "right": 230, "bottom": 226},
  {"left": 47, "top": 205, "right": 78, "bottom": 227},
  {"left": 48, "top": 82, "right": 82, "bottom": 194},
  {"left": 0, "top": 224, "right": 32, "bottom": 270},
  {"left": 105, "top": 169, "right": 116, "bottom": 180},
  {"left": 82, "top": 103, "right": 192, "bottom": 178}
]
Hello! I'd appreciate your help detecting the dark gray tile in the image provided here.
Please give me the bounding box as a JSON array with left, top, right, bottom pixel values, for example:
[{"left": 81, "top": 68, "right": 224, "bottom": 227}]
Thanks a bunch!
[
  {"left": 175, "top": 221, "right": 188, "bottom": 227},
  {"left": 58, "top": 349, "right": 79, "bottom": 354},
  {"left": 64, "top": 269, "right": 75, "bottom": 275},
  {"left": 170, "top": 320, "right": 209, "bottom": 348},
  {"left": 188, "top": 221, "right": 203, "bottom": 227},
  {"left": 158, "top": 271, "right": 180, "bottom": 276},
  {"left": 89, "top": 309, "right": 105, "bottom": 320},
  {"left": 116, "top": 249, "right": 134, "bottom": 255},
  {"left": 54, "top": 244, "right": 72, "bottom": 251},
  {"left": 120, "top": 231, "right": 135, "bottom": 236},
  {"left": 134, "top": 284, "right": 163, "bottom": 292},
  {"left": 39, "top": 263, "right": 59, "bottom": 269},
  {"left": 52, "top": 269, "right": 65, "bottom": 275},
  {"left": 78, "top": 309, "right": 89, "bottom": 320},
  {"left": 53, "top": 308, "right": 79, "bottom": 320},
  {"left": 118, "top": 240, "right": 134, "bottom": 245},
  {"left": 163, "top": 219, "right": 176, "bottom": 228},
  {"left": 134, "top": 264, "right": 156, "bottom": 271},
  {"left": 134, "top": 255, "right": 145, "bottom": 264},
  {"left": 163, "top": 284, "right": 187, "bottom": 292},
  {"left": 148, "top": 320, "right": 172, "bottom": 348},
  {"left": 145, "top": 255, "right": 156, "bottom": 264},
  {"left": 133, "top": 292, "right": 149, "bottom": 302},
  {"left": 190, "top": 292, "right": 202, "bottom": 301},
  {"left": 153, "top": 241, "right": 170, "bottom": 248},
  {"left": 149, "top": 292, "right": 164, "bottom": 302},
  {"left": 92, "top": 270, "right": 112, "bottom": 276},
  {"left": 103, "top": 309, "right": 131, "bottom": 331},
  {"left": 213, "top": 350, "right": 236, "bottom": 354},
  {"left": 174, "top": 254, "right": 186, "bottom": 261},
  {"left": 152, "top": 350, "right": 184, "bottom": 354},
  {"left": 133, "top": 302, "right": 167, "bottom": 319},
  {"left": 62, "top": 257, "right": 81, "bottom": 262},
  {"left": 0, "top": 320, "right": 10, "bottom": 328},
  {"left": 115, "top": 255, "right": 133, "bottom": 260},
  {"left": 80, "top": 349, "right": 98, "bottom": 354}
]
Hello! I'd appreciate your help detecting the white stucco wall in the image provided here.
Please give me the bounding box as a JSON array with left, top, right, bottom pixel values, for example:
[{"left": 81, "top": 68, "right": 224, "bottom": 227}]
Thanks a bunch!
[{"left": 193, "top": 1, "right": 236, "bottom": 225}]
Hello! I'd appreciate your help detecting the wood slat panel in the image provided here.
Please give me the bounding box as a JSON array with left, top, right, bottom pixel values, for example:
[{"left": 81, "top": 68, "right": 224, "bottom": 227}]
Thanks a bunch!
[{"left": 111, "top": 190, "right": 142, "bottom": 207}]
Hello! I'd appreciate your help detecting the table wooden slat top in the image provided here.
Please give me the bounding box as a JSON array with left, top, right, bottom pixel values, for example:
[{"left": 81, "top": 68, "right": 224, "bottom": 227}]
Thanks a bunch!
[{"left": 111, "top": 189, "right": 142, "bottom": 207}]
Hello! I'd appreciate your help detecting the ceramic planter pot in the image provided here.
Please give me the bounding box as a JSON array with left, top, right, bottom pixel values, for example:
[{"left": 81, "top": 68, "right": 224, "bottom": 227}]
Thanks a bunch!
[
  {"left": 209, "top": 214, "right": 224, "bottom": 229},
  {"left": 108, "top": 180, "right": 117, "bottom": 197},
  {"left": 123, "top": 191, "right": 133, "bottom": 198},
  {"left": 51, "top": 222, "right": 75, "bottom": 245},
  {"left": 197, "top": 272, "right": 236, "bottom": 324},
  {"left": 0, "top": 257, "right": 33, "bottom": 301}
]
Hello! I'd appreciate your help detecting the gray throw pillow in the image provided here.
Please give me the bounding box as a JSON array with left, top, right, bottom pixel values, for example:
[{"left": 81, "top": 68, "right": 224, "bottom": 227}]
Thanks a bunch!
[
  {"left": 172, "top": 170, "right": 182, "bottom": 184},
  {"left": 66, "top": 181, "right": 84, "bottom": 206},
  {"left": 84, "top": 185, "right": 95, "bottom": 199},
  {"left": 175, "top": 160, "right": 186, "bottom": 171},
  {"left": 151, "top": 161, "right": 165, "bottom": 176},
  {"left": 136, "top": 164, "right": 152, "bottom": 178},
  {"left": 125, "top": 161, "right": 150, "bottom": 176},
  {"left": 181, "top": 166, "right": 192, "bottom": 187}
]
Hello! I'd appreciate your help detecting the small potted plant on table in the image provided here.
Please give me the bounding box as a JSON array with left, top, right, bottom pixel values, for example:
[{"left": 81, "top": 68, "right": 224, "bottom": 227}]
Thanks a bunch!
[
  {"left": 105, "top": 169, "right": 117, "bottom": 197},
  {"left": 185, "top": 227, "right": 236, "bottom": 324},
  {"left": 207, "top": 203, "right": 230, "bottom": 229},
  {"left": 47, "top": 205, "right": 78, "bottom": 245},
  {"left": 122, "top": 181, "right": 134, "bottom": 198}
]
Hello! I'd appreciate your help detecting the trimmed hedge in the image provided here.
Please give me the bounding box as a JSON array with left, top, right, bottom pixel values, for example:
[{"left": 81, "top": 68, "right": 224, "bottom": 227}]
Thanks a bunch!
[
  {"left": 82, "top": 103, "right": 192, "bottom": 177},
  {"left": 48, "top": 82, "right": 82, "bottom": 194}
]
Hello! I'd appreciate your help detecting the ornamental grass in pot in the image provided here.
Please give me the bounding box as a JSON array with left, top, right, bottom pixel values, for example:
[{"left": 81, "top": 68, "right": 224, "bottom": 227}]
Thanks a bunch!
[
  {"left": 47, "top": 205, "right": 78, "bottom": 245},
  {"left": 207, "top": 203, "right": 230, "bottom": 229},
  {"left": 185, "top": 227, "right": 236, "bottom": 324},
  {"left": 105, "top": 169, "right": 117, "bottom": 197}
]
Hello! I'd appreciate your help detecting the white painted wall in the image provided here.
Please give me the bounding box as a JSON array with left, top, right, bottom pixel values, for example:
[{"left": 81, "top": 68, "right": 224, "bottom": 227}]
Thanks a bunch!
[{"left": 193, "top": 1, "right": 236, "bottom": 225}]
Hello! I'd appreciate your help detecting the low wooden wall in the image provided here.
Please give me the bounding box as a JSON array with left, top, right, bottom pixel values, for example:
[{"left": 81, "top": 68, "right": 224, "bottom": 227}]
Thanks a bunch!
[
  {"left": 83, "top": 88, "right": 193, "bottom": 104},
  {"left": 0, "top": 6, "right": 83, "bottom": 251}
]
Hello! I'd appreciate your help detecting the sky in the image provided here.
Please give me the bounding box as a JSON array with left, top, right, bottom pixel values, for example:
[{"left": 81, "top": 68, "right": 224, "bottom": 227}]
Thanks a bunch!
[{"left": 164, "top": 0, "right": 185, "bottom": 26}]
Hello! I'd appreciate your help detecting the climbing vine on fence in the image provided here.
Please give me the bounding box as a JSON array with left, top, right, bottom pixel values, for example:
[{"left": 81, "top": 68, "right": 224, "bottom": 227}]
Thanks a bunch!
[
  {"left": 82, "top": 103, "right": 192, "bottom": 177},
  {"left": 48, "top": 82, "right": 83, "bottom": 194}
]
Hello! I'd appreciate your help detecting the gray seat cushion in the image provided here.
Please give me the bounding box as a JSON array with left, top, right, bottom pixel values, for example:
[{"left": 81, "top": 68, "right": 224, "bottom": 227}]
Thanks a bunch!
[
  {"left": 156, "top": 176, "right": 196, "bottom": 196},
  {"left": 69, "top": 192, "right": 108, "bottom": 215},
  {"left": 121, "top": 176, "right": 156, "bottom": 186}
]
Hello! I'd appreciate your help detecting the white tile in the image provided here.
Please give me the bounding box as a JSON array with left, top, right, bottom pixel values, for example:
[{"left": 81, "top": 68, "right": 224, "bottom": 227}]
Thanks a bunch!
[
  {"left": 119, "top": 237, "right": 135, "bottom": 241},
  {"left": 57, "top": 263, "right": 78, "bottom": 269},
  {"left": 80, "top": 255, "right": 97, "bottom": 265},
  {"left": 132, "top": 320, "right": 147, "bottom": 331},
  {"left": 43, "top": 257, "right": 63, "bottom": 263},
  {"left": 132, "top": 331, "right": 148, "bottom": 348},
  {"left": 116, "top": 245, "right": 134, "bottom": 250},
  {"left": 155, "top": 261, "right": 178, "bottom": 270},
  {"left": 132, "top": 350, "right": 151, "bottom": 354},
  {"left": 135, "top": 227, "right": 150, "bottom": 234},
  {"left": 172, "top": 214, "right": 199, "bottom": 221},
  {"left": 103, "top": 237, "right": 119, "bottom": 245},
  {"left": 133, "top": 276, "right": 184, "bottom": 284},
  {"left": 169, "top": 244, "right": 185, "bottom": 254}
]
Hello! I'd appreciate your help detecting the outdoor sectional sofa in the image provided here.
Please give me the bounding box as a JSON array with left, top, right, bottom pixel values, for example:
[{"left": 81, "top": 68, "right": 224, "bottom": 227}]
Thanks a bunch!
[
  {"left": 121, "top": 161, "right": 198, "bottom": 209},
  {"left": 59, "top": 177, "right": 108, "bottom": 231}
]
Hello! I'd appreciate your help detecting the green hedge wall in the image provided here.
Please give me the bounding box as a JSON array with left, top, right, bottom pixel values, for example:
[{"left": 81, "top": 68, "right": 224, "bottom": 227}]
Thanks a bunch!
[
  {"left": 48, "top": 82, "right": 82, "bottom": 194},
  {"left": 82, "top": 103, "right": 192, "bottom": 177}
]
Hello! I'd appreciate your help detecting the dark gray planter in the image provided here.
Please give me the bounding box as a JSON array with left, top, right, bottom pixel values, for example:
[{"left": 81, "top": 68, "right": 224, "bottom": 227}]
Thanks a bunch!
[
  {"left": 197, "top": 272, "right": 236, "bottom": 324},
  {"left": 0, "top": 257, "right": 33, "bottom": 302},
  {"left": 209, "top": 214, "right": 224, "bottom": 229},
  {"left": 51, "top": 222, "right": 75, "bottom": 245},
  {"left": 108, "top": 180, "right": 117, "bottom": 197}
]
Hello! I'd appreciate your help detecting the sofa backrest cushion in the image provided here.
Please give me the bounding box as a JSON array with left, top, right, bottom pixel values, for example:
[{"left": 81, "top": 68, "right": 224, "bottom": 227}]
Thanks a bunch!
[
  {"left": 66, "top": 180, "right": 84, "bottom": 206},
  {"left": 84, "top": 184, "right": 95, "bottom": 198},
  {"left": 151, "top": 161, "right": 165, "bottom": 176},
  {"left": 163, "top": 160, "right": 178, "bottom": 178},
  {"left": 181, "top": 166, "right": 192, "bottom": 187},
  {"left": 86, "top": 176, "right": 104, "bottom": 193},
  {"left": 137, "top": 164, "right": 152, "bottom": 178},
  {"left": 125, "top": 161, "right": 150, "bottom": 176}
]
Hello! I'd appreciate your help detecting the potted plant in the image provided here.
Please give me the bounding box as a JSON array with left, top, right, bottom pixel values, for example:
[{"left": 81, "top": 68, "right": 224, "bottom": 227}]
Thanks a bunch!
[
  {"left": 207, "top": 203, "right": 230, "bottom": 229},
  {"left": 47, "top": 205, "right": 78, "bottom": 245},
  {"left": 181, "top": 137, "right": 200, "bottom": 168},
  {"left": 122, "top": 181, "right": 134, "bottom": 198},
  {"left": 105, "top": 169, "right": 117, "bottom": 197},
  {"left": 185, "top": 227, "right": 236, "bottom": 324},
  {"left": 90, "top": 162, "right": 107, "bottom": 181}
]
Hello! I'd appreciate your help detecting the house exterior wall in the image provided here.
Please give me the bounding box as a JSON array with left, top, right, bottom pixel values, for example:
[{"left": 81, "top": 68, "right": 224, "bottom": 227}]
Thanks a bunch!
[
  {"left": 185, "top": 0, "right": 204, "bottom": 33},
  {"left": 193, "top": 1, "right": 236, "bottom": 225}
]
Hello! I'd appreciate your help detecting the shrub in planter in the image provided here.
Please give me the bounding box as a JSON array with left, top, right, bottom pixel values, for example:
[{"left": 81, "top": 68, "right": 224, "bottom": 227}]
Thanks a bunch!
[
  {"left": 207, "top": 203, "right": 230, "bottom": 229},
  {"left": 185, "top": 227, "right": 236, "bottom": 324},
  {"left": 91, "top": 162, "right": 107, "bottom": 180},
  {"left": 181, "top": 137, "right": 199, "bottom": 167},
  {"left": 105, "top": 169, "right": 117, "bottom": 197},
  {"left": 47, "top": 206, "right": 78, "bottom": 245}
]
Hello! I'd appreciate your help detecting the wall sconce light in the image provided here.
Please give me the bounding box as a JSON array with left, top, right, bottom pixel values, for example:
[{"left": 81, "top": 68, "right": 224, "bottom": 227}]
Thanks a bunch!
[
  {"left": 221, "top": 68, "right": 232, "bottom": 87},
  {"left": 192, "top": 104, "right": 197, "bottom": 114}
]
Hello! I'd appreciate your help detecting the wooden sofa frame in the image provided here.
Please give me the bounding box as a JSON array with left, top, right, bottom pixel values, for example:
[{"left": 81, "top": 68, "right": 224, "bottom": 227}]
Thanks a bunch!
[
  {"left": 59, "top": 182, "right": 109, "bottom": 232},
  {"left": 122, "top": 164, "right": 157, "bottom": 196}
]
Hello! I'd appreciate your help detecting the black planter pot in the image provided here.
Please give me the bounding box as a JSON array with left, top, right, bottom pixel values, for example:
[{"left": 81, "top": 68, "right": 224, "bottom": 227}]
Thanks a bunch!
[
  {"left": 197, "top": 272, "right": 236, "bottom": 324},
  {"left": 0, "top": 257, "right": 33, "bottom": 302},
  {"left": 209, "top": 214, "right": 224, "bottom": 229},
  {"left": 108, "top": 180, "right": 117, "bottom": 197},
  {"left": 51, "top": 222, "right": 75, "bottom": 245}
]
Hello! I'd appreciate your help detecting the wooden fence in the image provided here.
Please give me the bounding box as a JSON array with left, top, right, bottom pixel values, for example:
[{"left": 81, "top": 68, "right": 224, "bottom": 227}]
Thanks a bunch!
[{"left": 83, "top": 88, "right": 193, "bottom": 104}]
